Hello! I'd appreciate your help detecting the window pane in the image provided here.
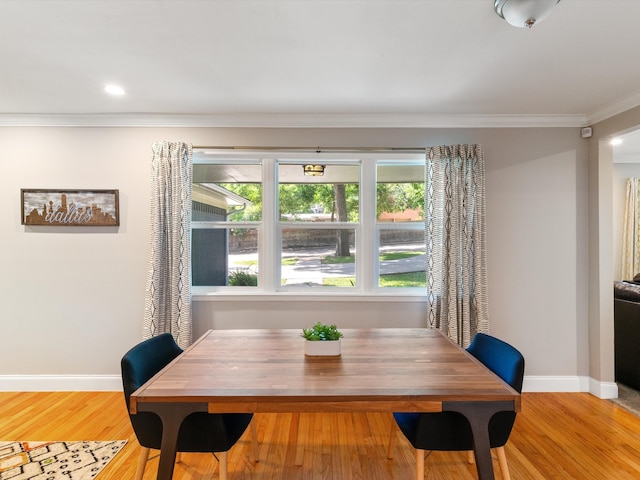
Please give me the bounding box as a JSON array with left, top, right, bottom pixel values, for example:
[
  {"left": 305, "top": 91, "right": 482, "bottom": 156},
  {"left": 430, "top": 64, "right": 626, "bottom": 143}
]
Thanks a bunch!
[
  {"left": 376, "top": 163, "right": 424, "bottom": 222},
  {"left": 193, "top": 163, "right": 262, "bottom": 221},
  {"left": 192, "top": 228, "right": 258, "bottom": 286},
  {"left": 377, "top": 163, "right": 425, "bottom": 288},
  {"left": 378, "top": 229, "right": 426, "bottom": 288},
  {"left": 278, "top": 163, "right": 359, "bottom": 222},
  {"left": 281, "top": 228, "right": 356, "bottom": 287}
]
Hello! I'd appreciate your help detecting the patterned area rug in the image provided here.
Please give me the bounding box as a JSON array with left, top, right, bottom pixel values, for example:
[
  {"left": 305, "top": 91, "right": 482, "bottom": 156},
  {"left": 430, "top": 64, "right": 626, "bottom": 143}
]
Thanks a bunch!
[{"left": 0, "top": 440, "right": 127, "bottom": 480}]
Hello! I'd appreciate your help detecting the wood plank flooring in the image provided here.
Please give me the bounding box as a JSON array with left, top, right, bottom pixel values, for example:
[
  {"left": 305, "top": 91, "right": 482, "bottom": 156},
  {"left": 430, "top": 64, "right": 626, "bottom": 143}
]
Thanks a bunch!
[{"left": 1, "top": 391, "right": 640, "bottom": 479}]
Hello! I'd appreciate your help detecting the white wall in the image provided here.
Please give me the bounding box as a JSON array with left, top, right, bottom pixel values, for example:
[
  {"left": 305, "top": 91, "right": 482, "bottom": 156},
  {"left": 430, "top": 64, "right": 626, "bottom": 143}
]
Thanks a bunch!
[
  {"left": 588, "top": 106, "right": 640, "bottom": 393},
  {"left": 0, "top": 126, "right": 591, "bottom": 392}
]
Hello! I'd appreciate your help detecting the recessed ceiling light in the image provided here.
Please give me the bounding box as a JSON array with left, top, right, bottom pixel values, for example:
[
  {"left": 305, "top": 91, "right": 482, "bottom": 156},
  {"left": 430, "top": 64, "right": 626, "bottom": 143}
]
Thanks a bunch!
[
  {"left": 104, "top": 84, "right": 125, "bottom": 96},
  {"left": 611, "top": 138, "right": 623, "bottom": 146}
]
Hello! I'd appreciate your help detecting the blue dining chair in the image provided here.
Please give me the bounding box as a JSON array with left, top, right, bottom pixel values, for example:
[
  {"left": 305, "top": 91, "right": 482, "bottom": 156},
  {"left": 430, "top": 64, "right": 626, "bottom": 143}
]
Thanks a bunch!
[
  {"left": 121, "top": 333, "right": 258, "bottom": 480},
  {"left": 387, "top": 332, "right": 525, "bottom": 480}
]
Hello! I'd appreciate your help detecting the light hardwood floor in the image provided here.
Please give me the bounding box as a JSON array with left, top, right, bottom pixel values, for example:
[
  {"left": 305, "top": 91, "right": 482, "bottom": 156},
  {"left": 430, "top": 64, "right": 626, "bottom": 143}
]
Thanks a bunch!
[{"left": 1, "top": 391, "right": 640, "bottom": 479}]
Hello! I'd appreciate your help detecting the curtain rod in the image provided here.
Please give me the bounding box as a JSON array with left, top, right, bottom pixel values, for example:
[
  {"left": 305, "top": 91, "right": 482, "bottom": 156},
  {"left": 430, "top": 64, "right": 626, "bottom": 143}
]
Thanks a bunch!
[{"left": 193, "top": 145, "right": 426, "bottom": 154}]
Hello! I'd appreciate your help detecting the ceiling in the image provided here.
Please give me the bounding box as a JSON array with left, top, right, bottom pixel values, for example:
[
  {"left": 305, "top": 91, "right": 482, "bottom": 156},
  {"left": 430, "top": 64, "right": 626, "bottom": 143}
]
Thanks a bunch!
[
  {"left": 2, "top": 0, "right": 640, "bottom": 160},
  {"left": 1, "top": 0, "right": 640, "bottom": 128}
]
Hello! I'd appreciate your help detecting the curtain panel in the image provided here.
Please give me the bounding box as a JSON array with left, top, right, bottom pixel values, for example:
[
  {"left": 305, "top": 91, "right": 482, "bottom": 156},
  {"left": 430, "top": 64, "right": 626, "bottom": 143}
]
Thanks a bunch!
[
  {"left": 425, "top": 144, "right": 489, "bottom": 348},
  {"left": 621, "top": 177, "right": 640, "bottom": 280},
  {"left": 143, "top": 141, "right": 193, "bottom": 349}
]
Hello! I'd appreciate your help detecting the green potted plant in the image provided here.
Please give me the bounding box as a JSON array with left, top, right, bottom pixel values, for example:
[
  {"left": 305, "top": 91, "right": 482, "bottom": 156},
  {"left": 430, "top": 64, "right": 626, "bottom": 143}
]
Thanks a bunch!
[{"left": 301, "top": 322, "right": 343, "bottom": 356}]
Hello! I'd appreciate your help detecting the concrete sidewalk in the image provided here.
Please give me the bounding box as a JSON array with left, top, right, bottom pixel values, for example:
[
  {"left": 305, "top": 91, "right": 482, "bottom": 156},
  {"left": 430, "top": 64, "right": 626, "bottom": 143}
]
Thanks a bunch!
[{"left": 281, "top": 250, "right": 425, "bottom": 286}]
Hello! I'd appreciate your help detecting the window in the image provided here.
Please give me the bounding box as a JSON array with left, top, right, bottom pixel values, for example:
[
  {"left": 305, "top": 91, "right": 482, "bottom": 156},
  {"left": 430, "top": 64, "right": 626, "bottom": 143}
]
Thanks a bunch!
[
  {"left": 376, "top": 163, "right": 426, "bottom": 288},
  {"left": 192, "top": 162, "right": 261, "bottom": 287},
  {"left": 192, "top": 150, "right": 425, "bottom": 295},
  {"left": 278, "top": 161, "right": 359, "bottom": 288}
]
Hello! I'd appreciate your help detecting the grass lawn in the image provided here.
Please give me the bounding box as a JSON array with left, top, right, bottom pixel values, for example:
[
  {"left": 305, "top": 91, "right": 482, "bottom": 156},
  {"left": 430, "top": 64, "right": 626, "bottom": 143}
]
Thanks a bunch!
[
  {"left": 321, "top": 251, "right": 423, "bottom": 265},
  {"left": 379, "top": 271, "right": 426, "bottom": 287},
  {"left": 323, "top": 271, "right": 425, "bottom": 287}
]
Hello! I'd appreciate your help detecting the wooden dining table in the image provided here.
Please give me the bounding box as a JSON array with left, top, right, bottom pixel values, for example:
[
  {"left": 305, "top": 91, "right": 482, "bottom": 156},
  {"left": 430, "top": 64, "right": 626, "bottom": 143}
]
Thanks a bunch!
[{"left": 130, "top": 328, "right": 521, "bottom": 480}]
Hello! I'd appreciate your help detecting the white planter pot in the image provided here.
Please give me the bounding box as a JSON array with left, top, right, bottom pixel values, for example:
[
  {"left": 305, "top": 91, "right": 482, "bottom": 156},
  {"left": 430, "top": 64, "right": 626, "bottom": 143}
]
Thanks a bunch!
[{"left": 304, "top": 339, "right": 341, "bottom": 356}]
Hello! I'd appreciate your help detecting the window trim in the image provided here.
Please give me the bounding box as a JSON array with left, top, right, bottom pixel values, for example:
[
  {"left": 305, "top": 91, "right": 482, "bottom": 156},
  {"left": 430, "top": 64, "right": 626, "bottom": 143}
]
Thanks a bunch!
[{"left": 192, "top": 150, "right": 426, "bottom": 298}]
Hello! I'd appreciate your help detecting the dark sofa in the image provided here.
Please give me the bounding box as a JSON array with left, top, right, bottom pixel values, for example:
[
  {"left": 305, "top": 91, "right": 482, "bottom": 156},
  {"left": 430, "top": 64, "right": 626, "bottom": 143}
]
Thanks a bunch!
[{"left": 614, "top": 280, "right": 640, "bottom": 390}]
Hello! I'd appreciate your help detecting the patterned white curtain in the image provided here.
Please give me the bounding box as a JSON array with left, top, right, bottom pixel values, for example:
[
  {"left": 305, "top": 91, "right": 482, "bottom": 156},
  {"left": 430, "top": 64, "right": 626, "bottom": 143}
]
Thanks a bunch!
[
  {"left": 143, "top": 141, "right": 193, "bottom": 349},
  {"left": 425, "top": 144, "right": 489, "bottom": 348},
  {"left": 621, "top": 178, "right": 640, "bottom": 280}
]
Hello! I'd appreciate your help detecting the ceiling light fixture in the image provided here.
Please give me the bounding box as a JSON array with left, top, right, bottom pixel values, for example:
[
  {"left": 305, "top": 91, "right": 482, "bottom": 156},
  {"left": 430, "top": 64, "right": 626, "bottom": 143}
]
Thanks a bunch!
[
  {"left": 494, "top": 0, "right": 561, "bottom": 29},
  {"left": 104, "top": 84, "right": 125, "bottom": 96},
  {"left": 611, "top": 138, "right": 623, "bottom": 146},
  {"left": 303, "top": 165, "right": 325, "bottom": 176}
]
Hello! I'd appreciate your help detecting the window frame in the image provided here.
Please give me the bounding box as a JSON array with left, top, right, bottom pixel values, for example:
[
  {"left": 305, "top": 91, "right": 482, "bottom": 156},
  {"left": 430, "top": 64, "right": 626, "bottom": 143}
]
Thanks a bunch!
[{"left": 191, "top": 150, "right": 425, "bottom": 298}]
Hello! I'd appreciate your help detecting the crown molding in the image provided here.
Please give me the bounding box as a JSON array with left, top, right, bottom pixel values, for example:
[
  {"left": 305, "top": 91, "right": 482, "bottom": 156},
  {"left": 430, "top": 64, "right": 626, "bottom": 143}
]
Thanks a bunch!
[
  {"left": 0, "top": 112, "right": 588, "bottom": 128},
  {"left": 587, "top": 89, "right": 640, "bottom": 126},
  {"left": 4, "top": 91, "right": 640, "bottom": 128}
]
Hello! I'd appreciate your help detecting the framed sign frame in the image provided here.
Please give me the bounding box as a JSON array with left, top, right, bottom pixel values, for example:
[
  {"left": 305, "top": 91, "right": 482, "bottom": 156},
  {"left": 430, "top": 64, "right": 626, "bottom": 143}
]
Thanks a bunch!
[{"left": 21, "top": 189, "right": 119, "bottom": 226}]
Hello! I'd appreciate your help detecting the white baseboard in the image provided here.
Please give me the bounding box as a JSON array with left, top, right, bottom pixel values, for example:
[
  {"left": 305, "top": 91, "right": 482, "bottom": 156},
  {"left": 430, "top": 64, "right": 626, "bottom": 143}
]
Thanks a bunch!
[
  {"left": 589, "top": 378, "right": 619, "bottom": 399},
  {"left": 0, "top": 375, "right": 122, "bottom": 392},
  {"left": 0, "top": 374, "right": 620, "bottom": 399},
  {"left": 523, "top": 375, "right": 618, "bottom": 399}
]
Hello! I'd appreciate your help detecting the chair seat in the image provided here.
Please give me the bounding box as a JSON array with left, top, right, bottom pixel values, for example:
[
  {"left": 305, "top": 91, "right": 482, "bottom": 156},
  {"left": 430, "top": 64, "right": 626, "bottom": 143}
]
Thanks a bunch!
[
  {"left": 393, "top": 410, "right": 516, "bottom": 451},
  {"left": 388, "top": 332, "right": 524, "bottom": 480}
]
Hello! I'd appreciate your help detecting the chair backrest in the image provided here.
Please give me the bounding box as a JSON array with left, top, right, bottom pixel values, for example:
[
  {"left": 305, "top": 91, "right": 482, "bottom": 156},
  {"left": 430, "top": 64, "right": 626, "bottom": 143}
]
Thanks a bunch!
[
  {"left": 121, "top": 333, "right": 183, "bottom": 404},
  {"left": 121, "top": 332, "right": 254, "bottom": 453},
  {"left": 466, "top": 332, "right": 525, "bottom": 393}
]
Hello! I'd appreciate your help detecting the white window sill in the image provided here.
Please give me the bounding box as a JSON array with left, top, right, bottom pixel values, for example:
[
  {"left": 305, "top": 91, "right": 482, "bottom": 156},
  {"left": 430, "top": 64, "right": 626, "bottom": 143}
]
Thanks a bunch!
[{"left": 192, "top": 290, "right": 427, "bottom": 303}]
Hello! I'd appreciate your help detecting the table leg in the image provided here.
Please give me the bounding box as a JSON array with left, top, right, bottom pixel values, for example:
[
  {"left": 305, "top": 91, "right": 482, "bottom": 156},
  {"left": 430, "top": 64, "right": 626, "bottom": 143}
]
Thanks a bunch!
[
  {"left": 442, "top": 401, "right": 514, "bottom": 480},
  {"left": 141, "top": 402, "right": 208, "bottom": 480}
]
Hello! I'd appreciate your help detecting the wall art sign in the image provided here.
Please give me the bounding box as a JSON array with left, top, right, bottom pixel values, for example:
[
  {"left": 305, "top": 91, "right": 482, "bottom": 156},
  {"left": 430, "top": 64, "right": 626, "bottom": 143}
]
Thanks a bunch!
[{"left": 21, "top": 189, "right": 119, "bottom": 226}]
